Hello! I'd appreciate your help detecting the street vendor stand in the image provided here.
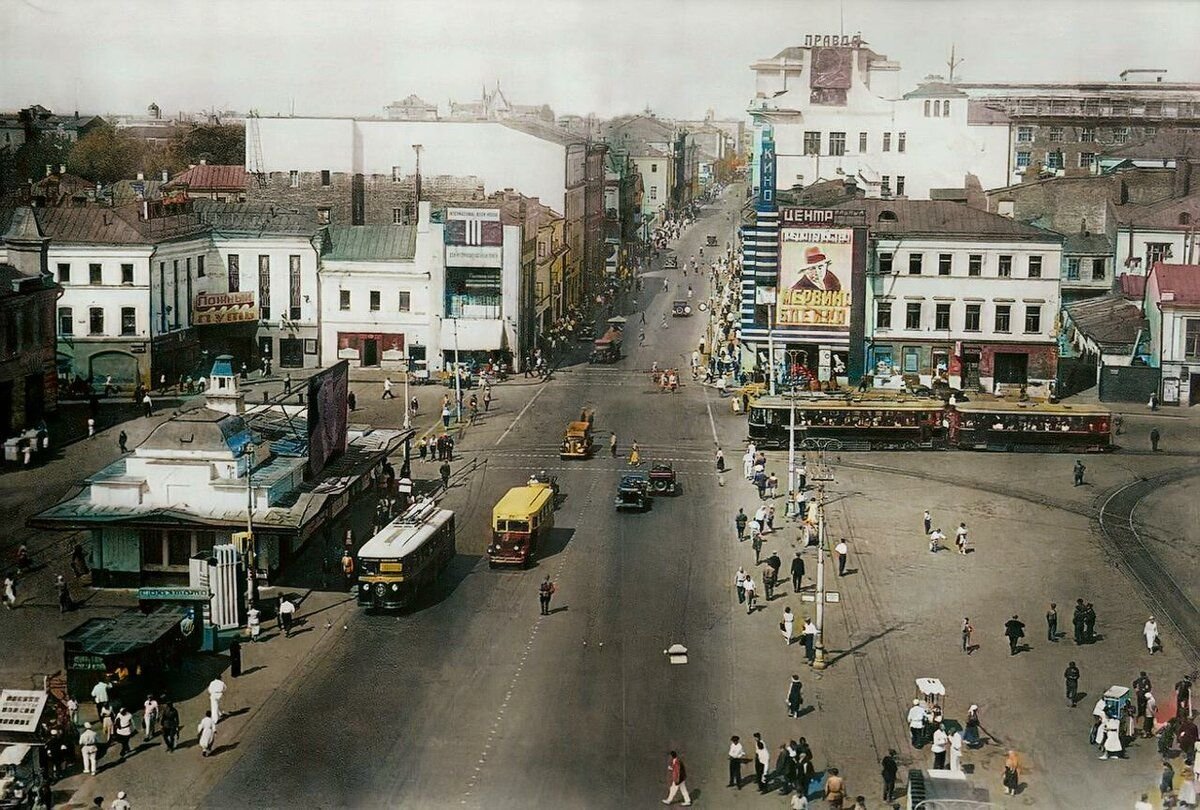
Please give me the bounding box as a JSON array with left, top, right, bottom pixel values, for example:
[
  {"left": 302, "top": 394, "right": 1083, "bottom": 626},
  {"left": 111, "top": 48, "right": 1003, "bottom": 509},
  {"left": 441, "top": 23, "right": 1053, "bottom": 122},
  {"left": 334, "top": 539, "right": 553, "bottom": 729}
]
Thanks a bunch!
[
  {"left": 0, "top": 690, "right": 53, "bottom": 810},
  {"left": 61, "top": 604, "right": 203, "bottom": 704}
]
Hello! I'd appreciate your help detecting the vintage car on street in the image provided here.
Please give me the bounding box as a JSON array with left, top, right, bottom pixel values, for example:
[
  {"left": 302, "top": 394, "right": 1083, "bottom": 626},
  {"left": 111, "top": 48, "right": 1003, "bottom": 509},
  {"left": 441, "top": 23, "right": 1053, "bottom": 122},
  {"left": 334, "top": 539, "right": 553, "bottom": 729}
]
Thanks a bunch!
[
  {"left": 706, "top": 234, "right": 718, "bottom": 247},
  {"left": 590, "top": 327, "right": 623, "bottom": 364},
  {"left": 648, "top": 463, "right": 678, "bottom": 494},
  {"left": 561, "top": 409, "right": 595, "bottom": 458},
  {"left": 614, "top": 471, "right": 650, "bottom": 511},
  {"left": 664, "top": 256, "right": 679, "bottom": 269},
  {"left": 672, "top": 300, "right": 692, "bottom": 317}
]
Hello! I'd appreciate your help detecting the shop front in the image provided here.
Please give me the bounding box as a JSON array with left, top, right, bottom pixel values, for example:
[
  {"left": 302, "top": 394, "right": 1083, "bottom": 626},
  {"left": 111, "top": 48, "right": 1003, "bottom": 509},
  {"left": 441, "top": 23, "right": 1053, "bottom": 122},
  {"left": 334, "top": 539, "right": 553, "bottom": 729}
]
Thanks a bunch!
[{"left": 61, "top": 603, "right": 204, "bottom": 703}]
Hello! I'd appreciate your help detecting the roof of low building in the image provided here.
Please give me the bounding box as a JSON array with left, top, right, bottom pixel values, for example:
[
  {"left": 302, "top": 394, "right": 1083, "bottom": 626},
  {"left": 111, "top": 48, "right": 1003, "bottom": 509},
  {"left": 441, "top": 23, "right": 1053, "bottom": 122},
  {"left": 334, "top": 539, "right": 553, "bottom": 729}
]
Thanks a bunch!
[
  {"left": 1063, "top": 294, "right": 1146, "bottom": 350},
  {"left": 164, "top": 164, "right": 247, "bottom": 191},
  {"left": 500, "top": 119, "right": 584, "bottom": 147},
  {"left": 1115, "top": 192, "right": 1200, "bottom": 229},
  {"left": 1119, "top": 273, "right": 1146, "bottom": 299},
  {"left": 1101, "top": 129, "right": 1200, "bottom": 160},
  {"left": 1150, "top": 262, "right": 1200, "bottom": 306},
  {"left": 828, "top": 198, "right": 1061, "bottom": 241},
  {"left": 32, "top": 205, "right": 207, "bottom": 245},
  {"left": 324, "top": 225, "right": 418, "bottom": 261},
  {"left": 138, "top": 407, "right": 249, "bottom": 455},
  {"left": 1062, "top": 233, "right": 1113, "bottom": 254},
  {"left": 903, "top": 80, "right": 968, "bottom": 99}
]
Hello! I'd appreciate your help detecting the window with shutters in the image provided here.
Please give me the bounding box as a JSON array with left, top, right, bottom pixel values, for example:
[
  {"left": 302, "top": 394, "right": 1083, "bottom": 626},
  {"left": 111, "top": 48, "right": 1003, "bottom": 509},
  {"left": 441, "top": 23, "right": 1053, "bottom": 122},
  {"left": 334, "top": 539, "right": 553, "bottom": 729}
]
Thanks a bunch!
[
  {"left": 259, "top": 255, "right": 271, "bottom": 320},
  {"left": 289, "top": 255, "right": 302, "bottom": 320}
]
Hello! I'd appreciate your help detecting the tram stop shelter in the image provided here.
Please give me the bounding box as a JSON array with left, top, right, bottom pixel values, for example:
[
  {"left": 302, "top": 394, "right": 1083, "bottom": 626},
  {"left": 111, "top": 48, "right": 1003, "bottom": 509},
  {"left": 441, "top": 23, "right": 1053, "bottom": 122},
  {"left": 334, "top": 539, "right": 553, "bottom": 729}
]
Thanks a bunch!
[{"left": 61, "top": 603, "right": 203, "bottom": 703}]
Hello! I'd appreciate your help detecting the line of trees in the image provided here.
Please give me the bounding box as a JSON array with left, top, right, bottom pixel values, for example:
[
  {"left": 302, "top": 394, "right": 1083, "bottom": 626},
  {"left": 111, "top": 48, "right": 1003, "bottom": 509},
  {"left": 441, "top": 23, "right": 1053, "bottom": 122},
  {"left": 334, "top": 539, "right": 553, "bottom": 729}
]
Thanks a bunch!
[{"left": 0, "top": 121, "right": 245, "bottom": 192}]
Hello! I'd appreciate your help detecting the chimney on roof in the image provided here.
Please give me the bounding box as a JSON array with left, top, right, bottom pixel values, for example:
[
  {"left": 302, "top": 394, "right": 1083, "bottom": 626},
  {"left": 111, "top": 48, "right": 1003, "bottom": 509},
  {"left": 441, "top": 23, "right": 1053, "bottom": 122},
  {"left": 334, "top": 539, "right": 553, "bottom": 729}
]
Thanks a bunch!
[
  {"left": 45, "top": 165, "right": 52, "bottom": 177},
  {"left": 137, "top": 172, "right": 145, "bottom": 181},
  {"left": 1173, "top": 157, "right": 1191, "bottom": 199},
  {"left": 200, "top": 158, "right": 207, "bottom": 165}
]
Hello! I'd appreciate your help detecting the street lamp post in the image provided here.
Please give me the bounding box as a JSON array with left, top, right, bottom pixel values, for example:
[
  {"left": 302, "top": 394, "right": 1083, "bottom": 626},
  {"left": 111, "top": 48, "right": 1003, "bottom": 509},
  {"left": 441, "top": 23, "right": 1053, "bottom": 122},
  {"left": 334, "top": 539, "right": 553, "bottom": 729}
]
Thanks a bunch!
[
  {"left": 812, "top": 484, "right": 828, "bottom": 670},
  {"left": 452, "top": 317, "right": 462, "bottom": 423},
  {"left": 244, "top": 444, "right": 256, "bottom": 611},
  {"left": 402, "top": 356, "right": 411, "bottom": 431}
]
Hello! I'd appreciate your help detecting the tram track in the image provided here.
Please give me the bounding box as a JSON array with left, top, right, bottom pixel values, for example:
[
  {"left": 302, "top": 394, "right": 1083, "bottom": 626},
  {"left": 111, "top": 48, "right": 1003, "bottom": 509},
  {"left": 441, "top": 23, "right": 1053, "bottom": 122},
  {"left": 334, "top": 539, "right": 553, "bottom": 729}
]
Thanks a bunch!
[{"left": 824, "top": 455, "right": 1200, "bottom": 666}]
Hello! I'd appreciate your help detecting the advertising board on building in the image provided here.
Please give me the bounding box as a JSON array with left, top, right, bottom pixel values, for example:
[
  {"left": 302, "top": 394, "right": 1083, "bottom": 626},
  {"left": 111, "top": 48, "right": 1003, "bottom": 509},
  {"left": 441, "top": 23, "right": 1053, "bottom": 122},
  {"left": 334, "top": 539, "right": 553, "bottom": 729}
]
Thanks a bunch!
[
  {"left": 776, "top": 228, "right": 854, "bottom": 329},
  {"left": 193, "top": 291, "right": 257, "bottom": 326},
  {"left": 445, "top": 207, "right": 504, "bottom": 268},
  {"left": 306, "top": 360, "right": 349, "bottom": 478}
]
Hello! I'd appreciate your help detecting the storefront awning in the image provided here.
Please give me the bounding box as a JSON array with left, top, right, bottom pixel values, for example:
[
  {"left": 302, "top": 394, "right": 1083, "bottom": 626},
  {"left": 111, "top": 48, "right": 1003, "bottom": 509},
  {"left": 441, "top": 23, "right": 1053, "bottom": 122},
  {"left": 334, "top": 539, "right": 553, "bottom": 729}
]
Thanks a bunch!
[{"left": 441, "top": 319, "right": 507, "bottom": 352}]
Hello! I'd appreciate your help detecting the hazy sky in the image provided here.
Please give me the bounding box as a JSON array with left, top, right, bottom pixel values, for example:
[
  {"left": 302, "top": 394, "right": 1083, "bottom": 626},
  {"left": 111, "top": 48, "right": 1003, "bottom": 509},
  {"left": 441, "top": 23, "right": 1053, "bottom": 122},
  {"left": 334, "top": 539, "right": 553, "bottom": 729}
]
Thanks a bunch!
[{"left": 3, "top": 0, "right": 1199, "bottom": 121}]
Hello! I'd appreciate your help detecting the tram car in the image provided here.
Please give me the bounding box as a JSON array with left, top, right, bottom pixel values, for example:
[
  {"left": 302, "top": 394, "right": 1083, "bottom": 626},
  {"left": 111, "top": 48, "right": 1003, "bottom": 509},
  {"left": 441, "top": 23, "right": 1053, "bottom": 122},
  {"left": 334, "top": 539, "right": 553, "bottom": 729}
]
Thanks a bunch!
[
  {"left": 356, "top": 501, "right": 456, "bottom": 610},
  {"left": 948, "top": 400, "right": 1113, "bottom": 452},
  {"left": 747, "top": 394, "right": 1114, "bottom": 453},
  {"left": 747, "top": 394, "right": 948, "bottom": 451}
]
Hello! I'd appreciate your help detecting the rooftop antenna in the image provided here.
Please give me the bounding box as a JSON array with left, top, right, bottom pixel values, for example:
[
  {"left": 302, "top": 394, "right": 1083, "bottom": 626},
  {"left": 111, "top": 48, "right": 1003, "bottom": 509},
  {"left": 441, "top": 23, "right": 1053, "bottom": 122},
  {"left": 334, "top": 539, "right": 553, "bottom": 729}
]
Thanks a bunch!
[
  {"left": 839, "top": 0, "right": 844, "bottom": 36},
  {"left": 947, "top": 44, "right": 964, "bottom": 83}
]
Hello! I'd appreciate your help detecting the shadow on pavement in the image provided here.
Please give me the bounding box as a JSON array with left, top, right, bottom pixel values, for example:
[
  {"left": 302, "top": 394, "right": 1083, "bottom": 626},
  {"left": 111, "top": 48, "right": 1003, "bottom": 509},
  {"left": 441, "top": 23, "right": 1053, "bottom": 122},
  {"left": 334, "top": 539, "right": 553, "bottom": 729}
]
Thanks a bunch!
[{"left": 537, "top": 527, "right": 575, "bottom": 562}]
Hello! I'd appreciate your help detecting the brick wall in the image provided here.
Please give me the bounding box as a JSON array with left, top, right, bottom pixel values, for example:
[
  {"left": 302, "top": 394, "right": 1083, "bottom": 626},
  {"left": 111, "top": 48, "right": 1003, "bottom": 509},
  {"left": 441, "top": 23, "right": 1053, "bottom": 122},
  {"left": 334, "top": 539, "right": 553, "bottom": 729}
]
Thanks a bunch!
[{"left": 247, "top": 171, "right": 485, "bottom": 226}]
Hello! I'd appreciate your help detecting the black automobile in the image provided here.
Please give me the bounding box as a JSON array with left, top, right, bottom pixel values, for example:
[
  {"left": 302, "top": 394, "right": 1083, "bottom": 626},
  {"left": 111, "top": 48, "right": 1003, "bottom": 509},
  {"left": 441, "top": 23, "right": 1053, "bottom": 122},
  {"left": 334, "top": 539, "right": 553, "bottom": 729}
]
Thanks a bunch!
[
  {"left": 664, "top": 256, "right": 679, "bottom": 270},
  {"left": 614, "top": 471, "right": 651, "bottom": 511}
]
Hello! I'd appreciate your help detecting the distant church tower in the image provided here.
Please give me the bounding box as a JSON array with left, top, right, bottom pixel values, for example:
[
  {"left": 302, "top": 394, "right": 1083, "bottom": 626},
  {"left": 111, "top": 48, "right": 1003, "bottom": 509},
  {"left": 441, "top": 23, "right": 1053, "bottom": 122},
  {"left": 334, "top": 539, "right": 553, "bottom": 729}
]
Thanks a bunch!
[{"left": 205, "top": 355, "right": 245, "bottom": 415}]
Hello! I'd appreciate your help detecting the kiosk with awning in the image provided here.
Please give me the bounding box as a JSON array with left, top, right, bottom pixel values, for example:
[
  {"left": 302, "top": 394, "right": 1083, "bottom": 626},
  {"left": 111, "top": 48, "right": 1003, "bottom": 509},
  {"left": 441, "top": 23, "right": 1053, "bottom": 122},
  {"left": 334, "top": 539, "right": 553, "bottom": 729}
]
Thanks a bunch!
[
  {"left": 61, "top": 604, "right": 203, "bottom": 702},
  {"left": 0, "top": 690, "right": 51, "bottom": 809}
]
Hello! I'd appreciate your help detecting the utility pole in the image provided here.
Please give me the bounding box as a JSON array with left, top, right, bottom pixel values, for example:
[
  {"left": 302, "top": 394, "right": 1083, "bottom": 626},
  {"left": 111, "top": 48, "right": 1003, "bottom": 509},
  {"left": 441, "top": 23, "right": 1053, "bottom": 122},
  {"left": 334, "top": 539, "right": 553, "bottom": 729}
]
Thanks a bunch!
[
  {"left": 403, "top": 358, "right": 412, "bottom": 431},
  {"left": 767, "top": 301, "right": 776, "bottom": 396},
  {"left": 244, "top": 444, "right": 256, "bottom": 612},
  {"left": 947, "top": 44, "right": 964, "bottom": 84},
  {"left": 413, "top": 144, "right": 423, "bottom": 207},
  {"left": 453, "top": 317, "right": 462, "bottom": 423},
  {"left": 812, "top": 483, "right": 828, "bottom": 670}
]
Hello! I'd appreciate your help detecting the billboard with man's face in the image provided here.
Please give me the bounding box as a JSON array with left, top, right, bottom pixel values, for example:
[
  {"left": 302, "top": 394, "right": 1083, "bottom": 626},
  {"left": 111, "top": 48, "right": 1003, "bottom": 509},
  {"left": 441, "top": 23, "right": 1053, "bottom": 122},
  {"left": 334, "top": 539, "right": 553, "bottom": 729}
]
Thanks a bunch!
[{"left": 776, "top": 228, "right": 854, "bottom": 329}]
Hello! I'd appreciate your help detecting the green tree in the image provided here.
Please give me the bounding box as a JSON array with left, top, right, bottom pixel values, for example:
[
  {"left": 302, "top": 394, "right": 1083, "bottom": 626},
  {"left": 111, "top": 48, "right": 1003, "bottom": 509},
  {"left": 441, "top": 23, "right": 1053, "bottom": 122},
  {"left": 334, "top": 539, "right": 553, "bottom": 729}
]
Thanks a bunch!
[
  {"left": 2, "top": 133, "right": 74, "bottom": 194},
  {"left": 70, "top": 123, "right": 146, "bottom": 185},
  {"left": 171, "top": 124, "right": 245, "bottom": 166}
]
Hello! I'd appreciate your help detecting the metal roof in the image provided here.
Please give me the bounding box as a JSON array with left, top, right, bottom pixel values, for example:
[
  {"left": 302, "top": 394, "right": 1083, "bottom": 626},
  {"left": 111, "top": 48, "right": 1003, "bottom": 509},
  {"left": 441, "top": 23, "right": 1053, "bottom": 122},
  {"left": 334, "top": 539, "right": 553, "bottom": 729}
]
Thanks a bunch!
[
  {"left": 827, "top": 199, "right": 1062, "bottom": 241},
  {"left": 192, "top": 199, "right": 322, "bottom": 236},
  {"left": 1062, "top": 233, "right": 1113, "bottom": 255},
  {"left": 163, "top": 164, "right": 247, "bottom": 191},
  {"left": 61, "top": 605, "right": 189, "bottom": 657},
  {"left": 492, "top": 484, "right": 553, "bottom": 518},
  {"left": 324, "top": 225, "right": 418, "bottom": 261},
  {"left": 1063, "top": 294, "right": 1147, "bottom": 349},
  {"left": 1150, "top": 262, "right": 1200, "bottom": 306}
]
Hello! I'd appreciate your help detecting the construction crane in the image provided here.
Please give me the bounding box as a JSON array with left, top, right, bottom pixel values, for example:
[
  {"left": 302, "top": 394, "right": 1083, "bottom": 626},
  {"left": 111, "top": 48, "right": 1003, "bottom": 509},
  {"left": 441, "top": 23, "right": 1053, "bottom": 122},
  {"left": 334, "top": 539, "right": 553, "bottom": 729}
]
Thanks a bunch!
[{"left": 246, "top": 111, "right": 267, "bottom": 188}]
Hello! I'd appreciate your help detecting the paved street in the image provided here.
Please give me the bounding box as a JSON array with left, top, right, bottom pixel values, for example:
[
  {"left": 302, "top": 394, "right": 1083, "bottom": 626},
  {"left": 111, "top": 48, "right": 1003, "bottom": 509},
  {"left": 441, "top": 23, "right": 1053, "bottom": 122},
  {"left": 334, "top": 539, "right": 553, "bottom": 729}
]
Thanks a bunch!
[{"left": 7, "top": 186, "right": 1199, "bottom": 810}]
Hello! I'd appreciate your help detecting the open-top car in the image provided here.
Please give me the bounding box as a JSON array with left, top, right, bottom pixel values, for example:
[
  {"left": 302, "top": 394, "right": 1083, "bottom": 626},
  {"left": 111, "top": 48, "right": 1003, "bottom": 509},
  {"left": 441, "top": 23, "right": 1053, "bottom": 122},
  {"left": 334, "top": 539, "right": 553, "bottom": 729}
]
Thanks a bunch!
[
  {"left": 664, "top": 256, "right": 679, "bottom": 269},
  {"left": 614, "top": 471, "right": 650, "bottom": 511},
  {"left": 672, "top": 300, "right": 692, "bottom": 317}
]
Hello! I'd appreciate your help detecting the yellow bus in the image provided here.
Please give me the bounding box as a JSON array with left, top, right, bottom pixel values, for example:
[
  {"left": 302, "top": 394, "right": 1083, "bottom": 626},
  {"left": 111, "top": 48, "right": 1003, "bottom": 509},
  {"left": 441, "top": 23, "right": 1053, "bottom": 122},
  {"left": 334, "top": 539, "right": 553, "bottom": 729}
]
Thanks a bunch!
[
  {"left": 356, "top": 500, "right": 455, "bottom": 610},
  {"left": 488, "top": 483, "right": 555, "bottom": 568}
]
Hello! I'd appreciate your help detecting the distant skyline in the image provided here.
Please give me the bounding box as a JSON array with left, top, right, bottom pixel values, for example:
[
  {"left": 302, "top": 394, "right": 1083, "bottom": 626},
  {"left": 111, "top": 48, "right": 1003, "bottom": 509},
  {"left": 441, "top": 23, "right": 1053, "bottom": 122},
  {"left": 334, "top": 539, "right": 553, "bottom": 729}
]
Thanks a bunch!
[{"left": 3, "top": 0, "right": 1199, "bottom": 122}]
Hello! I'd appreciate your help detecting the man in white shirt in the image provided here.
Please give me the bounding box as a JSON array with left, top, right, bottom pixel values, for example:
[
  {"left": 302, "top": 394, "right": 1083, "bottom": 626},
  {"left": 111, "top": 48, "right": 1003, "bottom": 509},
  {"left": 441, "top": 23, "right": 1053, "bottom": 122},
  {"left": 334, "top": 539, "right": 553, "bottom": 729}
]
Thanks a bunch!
[
  {"left": 834, "top": 538, "right": 849, "bottom": 577},
  {"left": 931, "top": 724, "right": 949, "bottom": 769},
  {"left": 727, "top": 735, "right": 746, "bottom": 788},
  {"left": 279, "top": 598, "right": 297, "bottom": 637},
  {"left": 955, "top": 523, "right": 969, "bottom": 555},
  {"left": 208, "top": 676, "right": 226, "bottom": 722},
  {"left": 90, "top": 679, "right": 110, "bottom": 721},
  {"left": 929, "top": 528, "right": 946, "bottom": 553},
  {"left": 948, "top": 728, "right": 964, "bottom": 771},
  {"left": 907, "top": 700, "right": 927, "bottom": 747},
  {"left": 78, "top": 722, "right": 99, "bottom": 774}
]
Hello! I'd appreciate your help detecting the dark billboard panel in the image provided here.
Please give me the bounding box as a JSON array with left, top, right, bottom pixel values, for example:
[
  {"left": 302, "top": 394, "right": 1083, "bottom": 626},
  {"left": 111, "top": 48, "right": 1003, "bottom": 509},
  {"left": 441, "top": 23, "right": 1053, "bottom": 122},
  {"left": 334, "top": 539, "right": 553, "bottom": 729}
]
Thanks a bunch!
[{"left": 307, "top": 360, "right": 349, "bottom": 478}]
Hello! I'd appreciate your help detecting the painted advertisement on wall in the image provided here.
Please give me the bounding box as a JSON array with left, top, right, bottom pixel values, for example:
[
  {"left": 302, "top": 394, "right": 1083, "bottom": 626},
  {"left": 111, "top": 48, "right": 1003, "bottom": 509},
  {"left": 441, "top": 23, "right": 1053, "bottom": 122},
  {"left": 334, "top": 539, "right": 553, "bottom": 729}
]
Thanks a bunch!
[
  {"left": 193, "top": 291, "right": 257, "bottom": 325},
  {"left": 809, "top": 47, "right": 853, "bottom": 106},
  {"left": 444, "top": 207, "right": 504, "bottom": 268},
  {"left": 776, "top": 228, "right": 854, "bottom": 329}
]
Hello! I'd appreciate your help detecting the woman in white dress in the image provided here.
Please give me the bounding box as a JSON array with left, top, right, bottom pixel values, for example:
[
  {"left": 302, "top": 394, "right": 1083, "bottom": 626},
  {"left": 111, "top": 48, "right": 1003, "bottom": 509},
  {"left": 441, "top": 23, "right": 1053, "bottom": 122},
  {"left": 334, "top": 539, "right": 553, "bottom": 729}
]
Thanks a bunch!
[
  {"left": 781, "top": 607, "right": 794, "bottom": 645},
  {"left": 1144, "top": 616, "right": 1160, "bottom": 654},
  {"left": 197, "top": 711, "right": 216, "bottom": 756},
  {"left": 1099, "top": 717, "right": 1124, "bottom": 759}
]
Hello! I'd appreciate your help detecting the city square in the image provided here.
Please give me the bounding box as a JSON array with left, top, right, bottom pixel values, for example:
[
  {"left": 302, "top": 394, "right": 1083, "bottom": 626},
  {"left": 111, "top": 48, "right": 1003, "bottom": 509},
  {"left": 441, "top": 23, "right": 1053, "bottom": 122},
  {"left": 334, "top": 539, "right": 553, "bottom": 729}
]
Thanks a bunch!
[{"left": 2, "top": 3, "right": 1200, "bottom": 809}]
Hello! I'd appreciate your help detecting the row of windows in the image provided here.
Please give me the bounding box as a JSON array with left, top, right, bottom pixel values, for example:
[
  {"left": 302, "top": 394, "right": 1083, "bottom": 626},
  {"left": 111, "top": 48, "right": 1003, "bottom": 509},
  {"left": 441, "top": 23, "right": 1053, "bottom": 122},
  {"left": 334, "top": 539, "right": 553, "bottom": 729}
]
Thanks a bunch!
[
  {"left": 877, "top": 301, "right": 1043, "bottom": 334},
  {"left": 225, "top": 255, "right": 304, "bottom": 321},
  {"left": 880, "top": 176, "right": 906, "bottom": 196},
  {"left": 1015, "top": 125, "right": 1154, "bottom": 144},
  {"left": 923, "top": 100, "right": 952, "bottom": 118},
  {"left": 58, "top": 306, "right": 137, "bottom": 337},
  {"left": 878, "top": 252, "right": 1048, "bottom": 278},
  {"left": 288, "top": 170, "right": 332, "bottom": 188},
  {"left": 1015, "top": 150, "right": 1096, "bottom": 170},
  {"left": 1065, "top": 258, "right": 1108, "bottom": 282},
  {"left": 804, "top": 130, "right": 907, "bottom": 157},
  {"left": 57, "top": 262, "right": 137, "bottom": 286},
  {"left": 339, "top": 290, "right": 412, "bottom": 312}
]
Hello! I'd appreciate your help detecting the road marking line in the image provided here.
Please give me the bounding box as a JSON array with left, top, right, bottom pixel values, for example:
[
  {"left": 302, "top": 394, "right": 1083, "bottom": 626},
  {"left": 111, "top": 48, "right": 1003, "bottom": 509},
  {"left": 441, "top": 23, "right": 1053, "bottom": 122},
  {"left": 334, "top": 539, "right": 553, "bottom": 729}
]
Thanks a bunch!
[
  {"left": 704, "top": 392, "right": 719, "bottom": 446},
  {"left": 496, "top": 385, "right": 547, "bottom": 446}
]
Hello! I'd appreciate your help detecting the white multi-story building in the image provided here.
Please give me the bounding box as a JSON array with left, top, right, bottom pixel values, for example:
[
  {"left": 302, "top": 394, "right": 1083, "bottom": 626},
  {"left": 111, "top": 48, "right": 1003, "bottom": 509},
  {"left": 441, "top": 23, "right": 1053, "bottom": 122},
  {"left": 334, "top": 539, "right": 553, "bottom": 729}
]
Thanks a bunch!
[
  {"left": 319, "top": 203, "right": 441, "bottom": 369},
  {"left": 34, "top": 205, "right": 210, "bottom": 388},
  {"left": 848, "top": 200, "right": 1064, "bottom": 394},
  {"left": 194, "top": 201, "right": 323, "bottom": 369},
  {"left": 749, "top": 39, "right": 1009, "bottom": 200}
]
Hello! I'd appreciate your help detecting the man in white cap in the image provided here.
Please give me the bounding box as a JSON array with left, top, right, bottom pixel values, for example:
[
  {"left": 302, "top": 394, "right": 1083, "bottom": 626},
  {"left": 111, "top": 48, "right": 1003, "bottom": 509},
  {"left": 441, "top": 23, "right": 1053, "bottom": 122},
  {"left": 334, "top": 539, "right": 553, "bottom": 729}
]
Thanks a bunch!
[
  {"left": 907, "top": 699, "right": 928, "bottom": 748},
  {"left": 111, "top": 791, "right": 132, "bottom": 810},
  {"left": 78, "top": 722, "right": 98, "bottom": 775}
]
